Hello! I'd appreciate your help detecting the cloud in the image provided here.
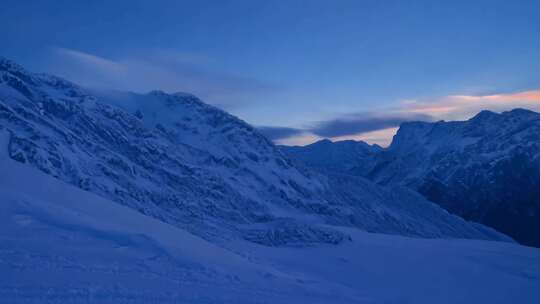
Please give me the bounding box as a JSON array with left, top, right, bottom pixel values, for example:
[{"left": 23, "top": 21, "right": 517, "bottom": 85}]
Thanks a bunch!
[
  {"left": 56, "top": 48, "right": 125, "bottom": 73},
  {"left": 256, "top": 89, "right": 540, "bottom": 146},
  {"left": 331, "top": 127, "right": 399, "bottom": 147},
  {"left": 265, "top": 88, "right": 540, "bottom": 145},
  {"left": 257, "top": 126, "right": 304, "bottom": 140},
  {"left": 308, "top": 112, "right": 433, "bottom": 138},
  {"left": 47, "top": 47, "right": 277, "bottom": 109},
  {"left": 274, "top": 133, "right": 321, "bottom": 146},
  {"left": 257, "top": 112, "right": 432, "bottom": 146},
  {"left": 402, "top": 90, "right": 540, "bottom": 120}
]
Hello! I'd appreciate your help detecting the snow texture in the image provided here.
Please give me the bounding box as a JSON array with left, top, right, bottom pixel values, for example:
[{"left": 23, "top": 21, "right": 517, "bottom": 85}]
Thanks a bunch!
[{"left": 1, "top": 134, "right": 539, "bottom": 303}]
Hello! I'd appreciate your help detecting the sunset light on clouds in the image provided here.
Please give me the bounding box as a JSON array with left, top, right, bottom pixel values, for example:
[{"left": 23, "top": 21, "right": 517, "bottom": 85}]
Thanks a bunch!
[{"left": 402, "top": 90, "right": 540, "bottom": 119}]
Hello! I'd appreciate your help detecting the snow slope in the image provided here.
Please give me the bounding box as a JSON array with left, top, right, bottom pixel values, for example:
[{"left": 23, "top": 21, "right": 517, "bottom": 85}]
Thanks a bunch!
[
  {"left": 0, "top": 57, "right": 506, "bottom": 244},
  {"left": 0, "top": 129, "right": 361, "bottom": 303},
  {"left": 1, "top": 129, "right": 539, "bottom": 303}
]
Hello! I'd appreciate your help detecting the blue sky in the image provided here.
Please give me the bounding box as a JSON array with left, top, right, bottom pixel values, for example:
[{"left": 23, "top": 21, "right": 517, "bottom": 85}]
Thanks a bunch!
[{"left": 2, "top": 0, "right": 540, "bottom": 145}]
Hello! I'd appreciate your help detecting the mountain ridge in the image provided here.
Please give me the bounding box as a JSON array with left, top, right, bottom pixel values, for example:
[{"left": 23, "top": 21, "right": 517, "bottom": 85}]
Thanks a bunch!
[{"left": 282, "top": 109, "right": 540, "bottom": 246}]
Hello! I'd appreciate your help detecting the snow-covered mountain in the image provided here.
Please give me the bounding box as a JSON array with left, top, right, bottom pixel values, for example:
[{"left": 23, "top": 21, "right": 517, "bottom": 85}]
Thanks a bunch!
[
  {"left": 0, "top": 57, "right": 507, "bottom": 244},
  {"left": 370, "top": 110, "right": 540, "bottom": 247},
  {"left": 2, "top": 136, "right": 538, "bottom": 303},
  {"left": 282, "top": 110, "right": 540, "bottom": 247},
  {"left": 280, "top": 139, "right": 382, "bottom": 174}
]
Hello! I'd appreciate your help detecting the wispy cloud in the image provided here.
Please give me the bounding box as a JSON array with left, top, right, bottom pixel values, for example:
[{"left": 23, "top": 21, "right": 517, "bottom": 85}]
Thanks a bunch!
[
  {"left": 274, "top": 133, "right": 321, "bottom": 146},
  {"left": 257, "top": 126, "right": 304, "bottom": 141},
  {"left": 331, "top": 127, "right": 399, "bottom": 147},
  {"left": 260, "top": 112, "right": 432, "bottom": 146},
  {"left": 47, "top": 47, "right": 277, "bottom": 109},
  {"left": 57, "top": 48, "right": 125, "bottom": 74},
  {"left": 308, "top": 112, "right": 433, "bottom": 138},
  {"left": 402, "top": 90, "right": 540, "bottom": 120}
]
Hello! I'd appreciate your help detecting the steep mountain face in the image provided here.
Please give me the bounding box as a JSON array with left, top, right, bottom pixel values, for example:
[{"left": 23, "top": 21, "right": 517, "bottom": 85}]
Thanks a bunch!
[
  {"left": 0, "top": 57, "right": 508, "bottom": 246},
  {"left": 283, "top": 110, "right": 540, "bottom": 247},
  {"left": 280, "top": 139, "right": 382, "bottom": 174},
  {"left": 369, "top": 110, "right": 540, "bottom": 247}
]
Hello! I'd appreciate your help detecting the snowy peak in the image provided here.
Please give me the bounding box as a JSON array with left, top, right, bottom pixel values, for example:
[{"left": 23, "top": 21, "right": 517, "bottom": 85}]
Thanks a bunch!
[
  {"left": 466, "top": 109, "right": 539, "bottom": 132},
  {"left": 0, "top": 57, "right": 19, "bottom": 71},
  {"left": 1, "top": 57, "right": 92, "bottom": 106},
  {"left": 386, "top": 108, "right": 537, "bottom": 154},
  {"left": 309, "top": 138, "right": 334, "bottom": 147},
  {"left": 361, "top": 109, "right": 540, "bottom": 247},
  {"left": 0, "top": 57, "right": 29, "bottom": 74},
  {"left": 308, "top": 138, "right": 381, "bottom": 151},
  {"left": 280, "top": 139, "right": 382, "bottom": 174},
  {"left": 388, "top": 120, "right": 435, "bottom": 151},
  {"left": 503, "top": 108, "right": 538, "bottom": 117},
  {"left": 470, "top": 109, "right": 499, "bottom": 122},
  {"left": 95, "top": 88, "right": 287, "bottom": 176},
  {"left": 389, "top": 108, "right": 540, "bottom": 154}
]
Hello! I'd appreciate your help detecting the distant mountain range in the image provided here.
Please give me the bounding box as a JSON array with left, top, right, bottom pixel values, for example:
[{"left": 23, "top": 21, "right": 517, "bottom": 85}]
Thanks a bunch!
[{"left": 282, "top": 109, "right": 540, "bottom": 247}]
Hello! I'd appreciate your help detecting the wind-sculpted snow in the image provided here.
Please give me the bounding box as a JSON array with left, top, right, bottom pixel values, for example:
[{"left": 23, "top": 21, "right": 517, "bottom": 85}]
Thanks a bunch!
[{"left": 0, "top": 57, "right": 509, "bottom": 246}]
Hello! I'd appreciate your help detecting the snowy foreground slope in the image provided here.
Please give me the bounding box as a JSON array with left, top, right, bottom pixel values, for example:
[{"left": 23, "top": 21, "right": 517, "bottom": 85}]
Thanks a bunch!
[
  {"left": 1, "top": 130, "right": 540, "bottom": 303},
  {"left": 0, "top": 57, "right": 506, "bottom": 244}
]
